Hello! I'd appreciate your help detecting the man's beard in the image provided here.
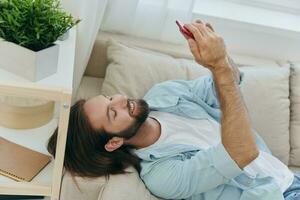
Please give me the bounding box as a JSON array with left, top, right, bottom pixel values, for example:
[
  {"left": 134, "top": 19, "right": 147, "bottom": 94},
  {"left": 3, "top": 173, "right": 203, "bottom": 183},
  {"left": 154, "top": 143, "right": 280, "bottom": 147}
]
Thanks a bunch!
[{"left": 113, "top": 99, "right": 150, "bottom": 139}]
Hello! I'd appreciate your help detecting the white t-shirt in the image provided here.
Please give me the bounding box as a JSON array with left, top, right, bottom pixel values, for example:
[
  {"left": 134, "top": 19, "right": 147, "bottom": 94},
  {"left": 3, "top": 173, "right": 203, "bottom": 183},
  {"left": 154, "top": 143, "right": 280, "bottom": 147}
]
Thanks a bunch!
[{"left": 140, "top": 111, "right": 294, "bottom": 192}]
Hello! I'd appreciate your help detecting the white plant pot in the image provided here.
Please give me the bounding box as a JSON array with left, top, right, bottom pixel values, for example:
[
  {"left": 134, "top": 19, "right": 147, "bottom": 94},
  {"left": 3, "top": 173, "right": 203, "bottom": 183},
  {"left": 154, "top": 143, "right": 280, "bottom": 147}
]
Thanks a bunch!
[
  {"left": 0, "top": 41, "right": 59, "bottom": 81},
  {"left": 58, "top": 30, "right": 70, "bottom": 41}
]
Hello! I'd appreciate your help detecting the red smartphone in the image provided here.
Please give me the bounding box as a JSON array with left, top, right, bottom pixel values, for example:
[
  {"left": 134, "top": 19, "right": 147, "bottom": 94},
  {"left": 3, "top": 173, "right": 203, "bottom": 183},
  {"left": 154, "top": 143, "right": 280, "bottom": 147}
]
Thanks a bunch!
[{"left": 176, "top": 20, "right": 194, "bottom": 39}]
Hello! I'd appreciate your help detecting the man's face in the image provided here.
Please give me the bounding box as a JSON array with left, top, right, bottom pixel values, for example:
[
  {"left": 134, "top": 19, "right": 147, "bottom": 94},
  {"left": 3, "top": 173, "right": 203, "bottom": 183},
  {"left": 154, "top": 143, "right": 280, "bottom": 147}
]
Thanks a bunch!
[{"left": 83, "top": 94, "right": 149, "bottom": 138}]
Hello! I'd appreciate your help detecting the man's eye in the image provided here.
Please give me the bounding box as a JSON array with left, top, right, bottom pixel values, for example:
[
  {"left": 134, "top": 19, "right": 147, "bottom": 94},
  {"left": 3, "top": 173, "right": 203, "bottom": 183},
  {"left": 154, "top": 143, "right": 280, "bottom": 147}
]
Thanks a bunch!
[{"left": 110, "top": 109, "right": 117, "bottom": 119}]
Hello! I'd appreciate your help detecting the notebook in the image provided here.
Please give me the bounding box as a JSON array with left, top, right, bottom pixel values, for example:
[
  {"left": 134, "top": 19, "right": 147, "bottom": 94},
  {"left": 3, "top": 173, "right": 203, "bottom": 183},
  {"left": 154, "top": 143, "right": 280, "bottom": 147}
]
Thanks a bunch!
[{"left": 0, "top": 137, "right": 51, "bottom": 182}]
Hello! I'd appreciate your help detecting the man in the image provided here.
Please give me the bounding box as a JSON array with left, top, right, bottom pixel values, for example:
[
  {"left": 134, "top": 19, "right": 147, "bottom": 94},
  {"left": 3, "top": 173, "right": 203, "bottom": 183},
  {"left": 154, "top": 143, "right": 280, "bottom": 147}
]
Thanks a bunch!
[{"left": 48, "top": 20, "right": 300, "bottom": 200}]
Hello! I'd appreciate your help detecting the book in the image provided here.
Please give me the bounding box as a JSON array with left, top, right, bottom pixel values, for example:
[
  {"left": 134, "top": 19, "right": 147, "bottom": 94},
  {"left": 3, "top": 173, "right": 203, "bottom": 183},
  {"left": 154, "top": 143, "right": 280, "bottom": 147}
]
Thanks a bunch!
[{"left": 0, "top": 137, "right": 51, "bottom": 182}]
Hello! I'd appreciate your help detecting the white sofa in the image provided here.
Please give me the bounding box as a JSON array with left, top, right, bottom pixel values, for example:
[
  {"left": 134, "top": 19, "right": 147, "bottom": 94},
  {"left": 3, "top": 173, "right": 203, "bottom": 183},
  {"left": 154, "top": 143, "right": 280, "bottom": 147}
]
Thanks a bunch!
[{"left": 59, "top": 31, "right": 300, "bottom": 200}]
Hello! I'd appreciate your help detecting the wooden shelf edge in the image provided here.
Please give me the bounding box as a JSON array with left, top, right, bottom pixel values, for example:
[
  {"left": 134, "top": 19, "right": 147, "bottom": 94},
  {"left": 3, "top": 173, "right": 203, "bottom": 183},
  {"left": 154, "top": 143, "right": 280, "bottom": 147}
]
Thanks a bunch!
[
  {"left": 0, "top": 83, "right": 72, "bottom": 102},
  {"left": 0, "top": 183, "right": 51, "bottom": 196}
]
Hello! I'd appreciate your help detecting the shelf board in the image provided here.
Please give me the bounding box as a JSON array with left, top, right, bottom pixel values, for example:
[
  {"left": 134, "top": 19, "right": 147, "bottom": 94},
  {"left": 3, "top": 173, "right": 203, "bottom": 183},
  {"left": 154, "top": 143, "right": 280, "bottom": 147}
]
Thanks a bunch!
[
  {"left": 0, "top": 26, "right": 76, "bottom": 199},
  {"left": 0, "top": 164, "right": 52, "bottom": 196},
  {"left": 0, "top": 117, "right": 58, "bottom": 196},
  {"left": 0, "top": 28, "right": 76, "bottom": 93}
]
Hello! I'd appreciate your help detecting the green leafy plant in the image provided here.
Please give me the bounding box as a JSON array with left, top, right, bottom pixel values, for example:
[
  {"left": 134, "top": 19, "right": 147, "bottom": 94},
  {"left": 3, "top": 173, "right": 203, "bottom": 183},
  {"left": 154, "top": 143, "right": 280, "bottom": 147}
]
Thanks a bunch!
[{"left": 0, "top": 0, "right": 80, "bottom": 51}]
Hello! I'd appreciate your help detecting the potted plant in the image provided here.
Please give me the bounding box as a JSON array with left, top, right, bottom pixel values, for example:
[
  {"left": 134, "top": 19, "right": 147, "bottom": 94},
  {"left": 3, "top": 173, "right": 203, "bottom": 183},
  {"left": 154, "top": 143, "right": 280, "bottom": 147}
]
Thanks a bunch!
[{"left": 0, "top": 0, "right": 80, "bottom": 81}]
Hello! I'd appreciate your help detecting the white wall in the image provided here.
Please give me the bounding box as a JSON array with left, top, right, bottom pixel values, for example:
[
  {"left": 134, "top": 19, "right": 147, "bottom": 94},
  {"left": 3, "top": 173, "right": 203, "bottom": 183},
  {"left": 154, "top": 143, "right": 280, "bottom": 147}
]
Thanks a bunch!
[
  {"left": 192, "top": 0, "right": 300, "bottom": 62},
  {"left": 101, "top": 0, "right": 300, "bottom": 63},
  {"left": 61, "top": 0, "right": 108, "bottom": 102}
]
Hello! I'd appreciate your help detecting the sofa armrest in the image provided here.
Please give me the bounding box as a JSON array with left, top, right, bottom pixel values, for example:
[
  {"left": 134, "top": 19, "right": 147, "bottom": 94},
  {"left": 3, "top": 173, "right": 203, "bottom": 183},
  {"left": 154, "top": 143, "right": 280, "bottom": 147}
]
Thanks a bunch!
[
  {"left": 99, "top": 167, "right": 161, "bottom": 200},
  {"left": 59, "top": 167, "right": 161, "bottom": 200},
  {"left": 60, "top": 171, "right": 107, "bottom": 200}
]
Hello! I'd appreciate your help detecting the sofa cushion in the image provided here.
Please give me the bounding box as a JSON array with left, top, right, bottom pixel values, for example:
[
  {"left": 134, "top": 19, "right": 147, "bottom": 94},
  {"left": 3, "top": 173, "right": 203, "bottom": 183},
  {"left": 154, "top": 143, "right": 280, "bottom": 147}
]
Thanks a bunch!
[
  {"left": 289, "top": 166, "right": 300, "bottom": 173},
  {"left": 240, "top": 67, "right": 290, "bottom": 164},
  {"left": 76, "top": 76, "right": 104, "bottom": 101},
  {"left": 101, "top": 40, "right": 209, "bottom": 98},
  {"left": 290, "top": 63, "right": 300, "bottom": 166},
  {"left": 101, "top": 40, "right": 290, "bottom": 164}
]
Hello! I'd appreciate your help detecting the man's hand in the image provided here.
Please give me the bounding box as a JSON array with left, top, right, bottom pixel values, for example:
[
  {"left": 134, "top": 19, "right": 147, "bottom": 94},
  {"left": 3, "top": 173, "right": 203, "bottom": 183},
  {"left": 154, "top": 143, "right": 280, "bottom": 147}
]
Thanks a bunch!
[
  {"left": 183, "top": 21, "right": 241, "bottom": 84},
  {"left": 183, "top": 20, "right": 229, "bottom": 73}
]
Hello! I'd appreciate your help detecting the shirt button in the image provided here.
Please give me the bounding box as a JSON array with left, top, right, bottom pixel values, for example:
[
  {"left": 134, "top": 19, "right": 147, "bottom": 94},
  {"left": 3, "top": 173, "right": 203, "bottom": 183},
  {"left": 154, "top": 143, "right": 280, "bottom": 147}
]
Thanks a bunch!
[{"left": 246, "top": 179, "right": 253, "bottom": 186}]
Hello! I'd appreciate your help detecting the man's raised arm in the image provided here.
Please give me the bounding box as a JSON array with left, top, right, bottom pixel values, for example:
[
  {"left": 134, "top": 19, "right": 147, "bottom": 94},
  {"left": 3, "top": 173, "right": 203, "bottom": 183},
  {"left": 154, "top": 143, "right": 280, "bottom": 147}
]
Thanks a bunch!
[
  {"left": 227, "top": 55, "right": 241, "bottom": 84},
  {"left": 184, "top": 21, "right": 258, "bottom": 168}
]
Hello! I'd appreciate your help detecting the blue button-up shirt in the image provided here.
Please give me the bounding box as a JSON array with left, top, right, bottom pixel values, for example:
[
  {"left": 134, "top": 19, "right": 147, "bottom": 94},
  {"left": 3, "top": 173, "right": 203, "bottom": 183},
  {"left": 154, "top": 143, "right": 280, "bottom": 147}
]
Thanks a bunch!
[{"left": 136, "top": 72, "right": 285, "bottom": 200}]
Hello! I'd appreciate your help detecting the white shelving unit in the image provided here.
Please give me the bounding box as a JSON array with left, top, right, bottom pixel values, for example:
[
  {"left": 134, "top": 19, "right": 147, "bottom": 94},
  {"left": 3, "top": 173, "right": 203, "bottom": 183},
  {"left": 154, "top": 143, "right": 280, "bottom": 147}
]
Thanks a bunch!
[{"left": 0, "top": 28, "right": 76, "bottom": 200}]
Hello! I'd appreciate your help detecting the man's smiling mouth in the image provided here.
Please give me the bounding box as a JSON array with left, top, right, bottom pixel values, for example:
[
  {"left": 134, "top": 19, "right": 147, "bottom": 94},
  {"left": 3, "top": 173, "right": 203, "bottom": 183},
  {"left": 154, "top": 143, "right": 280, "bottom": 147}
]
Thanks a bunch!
[{"left": 128, "top": 100, "right": 136, "bottom": 115}]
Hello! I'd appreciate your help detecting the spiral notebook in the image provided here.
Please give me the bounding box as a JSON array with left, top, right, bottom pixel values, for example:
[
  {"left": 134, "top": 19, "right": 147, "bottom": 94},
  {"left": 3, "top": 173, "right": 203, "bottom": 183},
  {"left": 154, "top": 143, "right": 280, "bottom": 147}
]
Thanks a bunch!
[{"left": 0, "top": 137, "right": 51, "bottom": 182}]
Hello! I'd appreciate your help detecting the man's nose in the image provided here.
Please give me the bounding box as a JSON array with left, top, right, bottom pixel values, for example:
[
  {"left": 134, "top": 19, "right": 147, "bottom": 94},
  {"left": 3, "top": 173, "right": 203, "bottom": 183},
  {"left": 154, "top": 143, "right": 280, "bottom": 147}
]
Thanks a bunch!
[{"left": 111, "top": 94, "right": 128, "bottom": 108}]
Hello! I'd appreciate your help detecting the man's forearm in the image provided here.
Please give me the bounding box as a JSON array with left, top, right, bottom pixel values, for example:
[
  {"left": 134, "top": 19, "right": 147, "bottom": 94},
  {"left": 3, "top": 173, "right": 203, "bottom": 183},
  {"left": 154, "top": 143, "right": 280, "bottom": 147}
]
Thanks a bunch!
[
  {"left": 182, "top": 20, "right": 258, "bottom": 168},
  {"left": 227, "top": 55, "right": 240, "bottom": 84},
  {"left": 212, "top": 60, "right": 258, "bottom": 169}
]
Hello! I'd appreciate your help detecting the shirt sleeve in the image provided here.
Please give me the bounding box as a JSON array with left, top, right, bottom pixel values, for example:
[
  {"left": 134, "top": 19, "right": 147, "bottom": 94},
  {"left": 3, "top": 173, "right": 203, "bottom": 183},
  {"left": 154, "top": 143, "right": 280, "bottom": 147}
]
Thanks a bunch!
[{"left": 141, "top": 143, "right": 243, "bottom": 199}]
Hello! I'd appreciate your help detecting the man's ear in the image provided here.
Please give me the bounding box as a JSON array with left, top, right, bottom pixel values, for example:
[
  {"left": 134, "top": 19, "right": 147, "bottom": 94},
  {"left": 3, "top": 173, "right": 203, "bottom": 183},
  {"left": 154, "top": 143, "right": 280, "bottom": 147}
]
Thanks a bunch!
[{"left": 105, "top": 137, "right": 124, "bottom": 152}]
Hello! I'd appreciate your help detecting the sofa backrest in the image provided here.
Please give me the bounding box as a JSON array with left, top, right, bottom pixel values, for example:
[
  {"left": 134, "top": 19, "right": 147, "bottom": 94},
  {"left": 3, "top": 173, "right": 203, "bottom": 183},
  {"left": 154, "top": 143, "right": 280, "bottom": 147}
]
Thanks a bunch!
[{"left": 85, "top": 31, "right": 280, "bottom": 78}]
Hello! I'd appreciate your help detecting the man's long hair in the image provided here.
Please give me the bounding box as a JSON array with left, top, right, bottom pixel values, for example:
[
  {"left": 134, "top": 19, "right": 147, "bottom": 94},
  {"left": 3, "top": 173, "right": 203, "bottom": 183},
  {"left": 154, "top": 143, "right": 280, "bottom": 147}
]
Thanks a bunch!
[{"left": 47, "top": 99, "right": 141, "bottom": 178}]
